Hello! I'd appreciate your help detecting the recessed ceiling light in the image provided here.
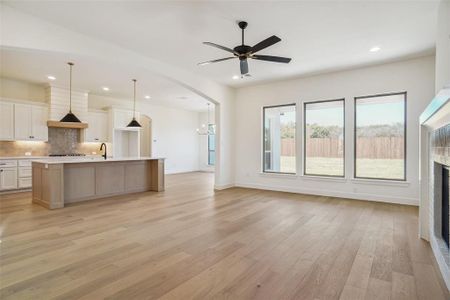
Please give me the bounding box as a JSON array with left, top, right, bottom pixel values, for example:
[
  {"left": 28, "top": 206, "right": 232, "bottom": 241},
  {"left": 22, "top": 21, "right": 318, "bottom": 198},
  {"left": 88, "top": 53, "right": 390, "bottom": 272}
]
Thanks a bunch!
[
  {"left": 177, "top": 96, "right": 188, "bottom": 100},
  {"left": 145, "top": 95, "right": 151, "bottom": 99},
  {"left": 102, "top": 87, "right": 110, "bottom": 91},
  {"left": 232, "top": 75, "right": 239, "bottom": 80},
  {"left": 47, "top": 75, "right": 56, "bottom": 80},
  {"left": 369, "top": 46, "right": 381, "bottom": 52}
]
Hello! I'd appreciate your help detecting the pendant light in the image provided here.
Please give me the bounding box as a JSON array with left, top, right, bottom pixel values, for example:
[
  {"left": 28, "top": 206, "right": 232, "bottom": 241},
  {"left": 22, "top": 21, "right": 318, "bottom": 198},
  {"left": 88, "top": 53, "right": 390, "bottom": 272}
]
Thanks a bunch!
[
  {"left": 196, "top": 103, "right": 215, "bottom": 135},
  {"left": 127, "top": 79, "right": 142, "bottom": 127},
  {"left": 60, "top": 62, "right": 82, "bottom": 123}
]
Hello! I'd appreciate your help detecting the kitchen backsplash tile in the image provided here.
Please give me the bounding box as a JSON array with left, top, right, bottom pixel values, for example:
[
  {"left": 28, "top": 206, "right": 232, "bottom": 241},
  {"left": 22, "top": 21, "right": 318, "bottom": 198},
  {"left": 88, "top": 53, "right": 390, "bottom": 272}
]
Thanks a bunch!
[
  {"left": 0, "top": 141, "right": 49, "bottom": 156},
  {"left": 0, "top": 128, "right": 103, "bottom": 157},
  {"left": 48, "top": 128, "right": 79, "bottom": 154}
]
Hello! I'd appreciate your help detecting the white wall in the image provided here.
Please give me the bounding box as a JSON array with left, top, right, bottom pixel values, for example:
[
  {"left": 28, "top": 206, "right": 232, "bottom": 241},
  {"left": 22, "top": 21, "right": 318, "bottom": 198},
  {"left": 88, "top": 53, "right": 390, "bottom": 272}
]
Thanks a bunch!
[
  {"left": 198, "top": 109, "right": 215, "bottom": 172},
  {"left": 46, "top": 86, "right": 88, "bottom": 121},
  {"left": 435, "top": 0, "right": 450, "bottom": 92},
  {"left": 89, "top": 94, "right": 199, "bottom": 174},
  {"left": 1, "top": 4, "right": 235, "bottom": 189},
  {"left": 234, "top": 56, "right": 435, "bottom": 205},
  {"left": 0, "top": 77, "right": 46, "bottom": 102}
]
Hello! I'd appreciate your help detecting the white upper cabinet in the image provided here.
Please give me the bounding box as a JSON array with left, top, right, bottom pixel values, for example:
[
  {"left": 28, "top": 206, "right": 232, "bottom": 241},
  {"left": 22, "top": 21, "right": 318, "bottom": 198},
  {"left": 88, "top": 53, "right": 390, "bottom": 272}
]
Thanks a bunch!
[
  {"left": 13, "top": 104, "right": 32, "bottom": 140},
  {"left": 0, "top": 102, "right": 14, "bottom": 141},
  {"left": 84, "top": 111, "right": 108, "bottom": 142},
  {"left": 14, "top": 103, "right": 48, "bottom": 141},
  {"left": 31, "top": 105, "right": 48, "bottom": 141}
]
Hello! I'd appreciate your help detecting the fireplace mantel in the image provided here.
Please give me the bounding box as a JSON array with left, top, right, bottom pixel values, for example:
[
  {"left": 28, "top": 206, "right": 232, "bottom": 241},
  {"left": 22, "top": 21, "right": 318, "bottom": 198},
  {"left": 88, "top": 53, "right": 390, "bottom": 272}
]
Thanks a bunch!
[{"left": 419, "top": 86, "right": 450, "bottom": 290}]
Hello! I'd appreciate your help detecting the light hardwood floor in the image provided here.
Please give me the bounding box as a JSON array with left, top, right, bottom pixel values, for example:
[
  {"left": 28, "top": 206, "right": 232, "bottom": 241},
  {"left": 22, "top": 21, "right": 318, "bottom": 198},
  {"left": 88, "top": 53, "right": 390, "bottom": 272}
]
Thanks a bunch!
[{"left": 0, "top": 172, "right": 448, "bottom": 300}]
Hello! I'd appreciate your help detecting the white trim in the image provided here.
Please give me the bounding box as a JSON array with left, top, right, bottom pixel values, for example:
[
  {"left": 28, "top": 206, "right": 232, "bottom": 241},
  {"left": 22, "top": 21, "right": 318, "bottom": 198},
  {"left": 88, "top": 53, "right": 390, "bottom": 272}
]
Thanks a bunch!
[
  {"left": 301, "top": 175, "right": 347, "bottom": 182},
  {"left": 351, "top": 178, "right": 411, "bottom": 187},
  {"left": 0, "top": 97, "right": 48, "bottom": 107},
  {"left": 259, "top": 172, "right": 298, "bottom": 179},
  {"left": 214, "top": 183, "right": 234, "bottom": 190},
  {"left": 235, "top": 181, "right": 419, "bottom": 206},
  {"left": 430, "top": 235, "right": 450, "bottom": 290}
]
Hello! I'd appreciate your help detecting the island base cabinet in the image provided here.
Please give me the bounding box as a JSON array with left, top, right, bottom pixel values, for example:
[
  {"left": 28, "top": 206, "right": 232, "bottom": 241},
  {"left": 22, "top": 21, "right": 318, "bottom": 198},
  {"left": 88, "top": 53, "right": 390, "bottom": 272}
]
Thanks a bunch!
[
  {"left": 32, "top": 159, "right": 165, "bottom": 209},
  {"left": 32, "top": 163, "right": 64, "bottom": 209}
]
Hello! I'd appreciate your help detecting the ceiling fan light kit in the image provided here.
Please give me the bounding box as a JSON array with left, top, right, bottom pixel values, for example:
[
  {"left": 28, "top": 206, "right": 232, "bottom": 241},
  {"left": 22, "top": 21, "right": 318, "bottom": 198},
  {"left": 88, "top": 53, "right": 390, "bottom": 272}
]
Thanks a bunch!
[{"left": 199, "top": 21, "right": 291, "bottom": 76}]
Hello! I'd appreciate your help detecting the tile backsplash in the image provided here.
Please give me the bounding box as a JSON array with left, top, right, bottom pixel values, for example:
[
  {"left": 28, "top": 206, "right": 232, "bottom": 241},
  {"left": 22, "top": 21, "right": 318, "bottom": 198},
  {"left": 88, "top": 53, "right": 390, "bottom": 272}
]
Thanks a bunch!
[
  {"left": 0, "top": 128, "right": 103, "bottom": 157},
  {"left": 48, "top": 128, "right": 79, "bottom": 155},
  {"left": 0, "top": 141, "right": 49, "bottom": 156}
]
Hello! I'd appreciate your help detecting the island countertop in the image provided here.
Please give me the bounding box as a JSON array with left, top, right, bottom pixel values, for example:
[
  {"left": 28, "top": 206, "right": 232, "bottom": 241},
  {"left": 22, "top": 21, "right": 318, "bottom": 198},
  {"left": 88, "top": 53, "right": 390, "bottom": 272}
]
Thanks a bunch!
[{"left": 32, "top": 156, "right": 165, "bottom": 164}]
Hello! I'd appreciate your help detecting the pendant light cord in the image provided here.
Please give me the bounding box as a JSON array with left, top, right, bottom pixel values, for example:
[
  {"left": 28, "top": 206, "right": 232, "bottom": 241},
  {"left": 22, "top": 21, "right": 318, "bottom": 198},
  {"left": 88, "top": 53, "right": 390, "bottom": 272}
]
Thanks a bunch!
[
  {"left": 132, "top": 79, "right": 137, "bottom": 118},
  {"left": 207, "top": 103, "right": 210, "bottom": 125},
  {"left": 68, "top": 62, "right": 74, "bottom": 113}
]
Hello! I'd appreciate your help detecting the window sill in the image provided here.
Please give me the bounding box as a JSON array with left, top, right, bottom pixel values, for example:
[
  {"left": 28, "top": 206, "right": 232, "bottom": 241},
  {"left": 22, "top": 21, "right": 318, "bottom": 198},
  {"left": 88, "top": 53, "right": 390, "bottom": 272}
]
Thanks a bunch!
[
  {"left": 300, "top": 175, "right": 347, "bottom": 182},
  {"left": 351, "top": 178, "right": 410, "bottom": 186},
  {"left": 259, "top": 172, "right": 298, "bottom": 179}
]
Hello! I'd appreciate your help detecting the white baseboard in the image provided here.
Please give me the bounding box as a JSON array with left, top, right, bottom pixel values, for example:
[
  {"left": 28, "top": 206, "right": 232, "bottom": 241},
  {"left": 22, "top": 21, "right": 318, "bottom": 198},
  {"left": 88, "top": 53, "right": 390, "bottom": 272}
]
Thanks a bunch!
[
  {"left": 214, "top": 183, "right": 234, "bottom": 190},
  {"left": 235, "top": 181, "right": 419, "bottom": 206},
  {"left": 165, "top": 169, "right": 199, "bottom": 175}
]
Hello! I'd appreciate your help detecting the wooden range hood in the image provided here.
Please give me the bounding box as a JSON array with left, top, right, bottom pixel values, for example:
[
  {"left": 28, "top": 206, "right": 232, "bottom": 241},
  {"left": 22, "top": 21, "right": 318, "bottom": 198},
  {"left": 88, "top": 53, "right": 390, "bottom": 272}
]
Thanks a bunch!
[{"left": 47, "top": 120, "right": 88, "bottom": 129}]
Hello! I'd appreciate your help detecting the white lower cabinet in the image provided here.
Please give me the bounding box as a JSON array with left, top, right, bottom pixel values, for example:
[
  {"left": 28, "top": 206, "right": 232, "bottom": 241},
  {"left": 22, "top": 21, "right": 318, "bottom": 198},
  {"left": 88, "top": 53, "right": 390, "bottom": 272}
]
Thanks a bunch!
[
  {"left": 0, "top": 167, "right": 18, "bottom": 191},
  {"left": 18, "top": 177, "right": 32, "bottom": 188},
  {"left": 0, "top": 159, "right": 33, "bottom": 191}
]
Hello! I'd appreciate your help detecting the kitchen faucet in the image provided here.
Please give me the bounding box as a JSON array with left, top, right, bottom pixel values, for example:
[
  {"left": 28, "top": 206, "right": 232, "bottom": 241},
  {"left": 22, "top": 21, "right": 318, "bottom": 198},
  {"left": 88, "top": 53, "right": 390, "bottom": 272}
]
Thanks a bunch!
[{"left": 100, "top": 143, "right": 107, "bottom": 160}]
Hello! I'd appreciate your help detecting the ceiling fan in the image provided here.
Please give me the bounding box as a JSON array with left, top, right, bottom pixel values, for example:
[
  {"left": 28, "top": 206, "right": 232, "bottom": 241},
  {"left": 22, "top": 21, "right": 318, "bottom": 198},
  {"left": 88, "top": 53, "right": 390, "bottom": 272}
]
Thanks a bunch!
[{"left": 198, "top": 21, "right": 291, "bottom": 76}]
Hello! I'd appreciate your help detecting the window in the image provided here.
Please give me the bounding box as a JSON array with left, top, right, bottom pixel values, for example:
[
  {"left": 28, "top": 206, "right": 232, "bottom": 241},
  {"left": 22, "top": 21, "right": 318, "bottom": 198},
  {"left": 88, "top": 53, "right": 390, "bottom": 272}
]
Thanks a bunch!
[
  {"left": 304, "top": 99, "right": 345, "bottom": 177},
  {"left": 354, "top": 92, "right": 406, "bottom": 180},
  {"left": 263, "top": 104, "right": 296, "bottom": 174},
  {"left": 208, "top": 124, "right": 215, "bottom": 165}
]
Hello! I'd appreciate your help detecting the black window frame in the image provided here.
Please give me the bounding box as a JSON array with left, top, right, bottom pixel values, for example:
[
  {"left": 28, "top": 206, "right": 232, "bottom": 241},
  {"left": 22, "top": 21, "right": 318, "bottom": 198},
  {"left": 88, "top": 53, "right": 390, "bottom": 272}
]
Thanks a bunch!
[
  {"left": 262, "top": 103, "right": 297, "bottom": 174},
  {"left": 303, "top": 98, "right": 346, "bottom": 178},
  {"left": 354, "top": 91, "right": 407, "bottom": 181}
]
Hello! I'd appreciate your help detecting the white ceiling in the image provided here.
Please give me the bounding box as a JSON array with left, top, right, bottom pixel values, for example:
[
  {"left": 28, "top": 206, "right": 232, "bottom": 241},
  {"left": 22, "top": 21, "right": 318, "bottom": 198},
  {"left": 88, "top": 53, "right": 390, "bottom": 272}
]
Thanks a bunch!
[
  {"left": 4, "top": 1, "right": 439, "bottom": 88},
  {"left": 0, "top": 48, "right": 212, "bottom": 112}
]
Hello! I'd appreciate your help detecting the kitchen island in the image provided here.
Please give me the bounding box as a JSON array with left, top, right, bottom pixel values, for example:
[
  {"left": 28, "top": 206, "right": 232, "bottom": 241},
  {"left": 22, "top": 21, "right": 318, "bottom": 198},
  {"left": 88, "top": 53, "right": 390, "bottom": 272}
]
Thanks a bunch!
[{"left": 32, "top": 157, "right": 165, "bottom": 209}]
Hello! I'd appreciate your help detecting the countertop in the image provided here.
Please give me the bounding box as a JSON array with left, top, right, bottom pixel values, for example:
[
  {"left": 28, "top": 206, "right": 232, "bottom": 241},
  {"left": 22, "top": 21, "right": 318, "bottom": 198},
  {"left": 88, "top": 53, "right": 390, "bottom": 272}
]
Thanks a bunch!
[
  {"left": 0, "top": 156, "right": 50, "bottom": 160},
  {"left": 32, "top": 156, "right": 165, "bottom": 164}
]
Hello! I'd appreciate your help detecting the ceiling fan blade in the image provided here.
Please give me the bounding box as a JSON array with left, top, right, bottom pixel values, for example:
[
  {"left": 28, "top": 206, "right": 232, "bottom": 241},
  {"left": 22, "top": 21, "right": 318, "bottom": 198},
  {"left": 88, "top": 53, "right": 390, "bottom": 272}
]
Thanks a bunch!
[
  {"left": 240, "top": 59, "right": 249, "bottom": 75},
  {"left": 198, "top": 57, "right": 236, "bottom": 66},
  {"left": 203, "top": 42, "right": 237, "bottom": 55},
  {"left": 251, "top": 35, "right": 281, "bottom": 53},
  {"left": 252, "top": 55, "right": 291, "bottom": 63}
]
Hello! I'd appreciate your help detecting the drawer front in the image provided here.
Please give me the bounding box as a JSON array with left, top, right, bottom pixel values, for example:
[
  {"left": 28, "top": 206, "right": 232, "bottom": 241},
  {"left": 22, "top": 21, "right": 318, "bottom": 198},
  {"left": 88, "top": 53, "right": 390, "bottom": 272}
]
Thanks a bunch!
[
  {"left": 0, "top": 160, "right": 17, "bottom": 168},
  {"left": 19, "top": 167, "right": 32, "bottom": 178},
  {"left": 18, "top": 177, "right": 32, "bottom": 188},
  {"left": 18, "top": 160, "right": 32, "bottom": 167}
]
